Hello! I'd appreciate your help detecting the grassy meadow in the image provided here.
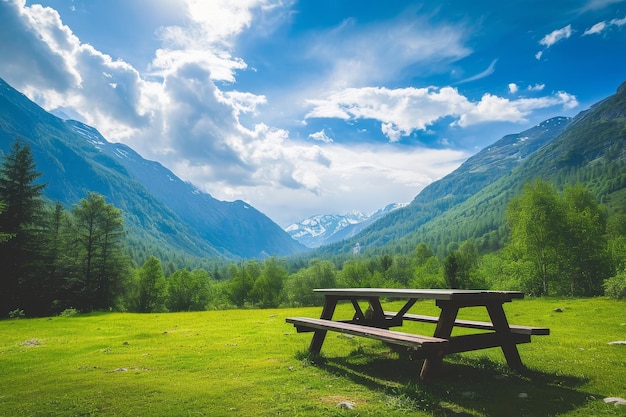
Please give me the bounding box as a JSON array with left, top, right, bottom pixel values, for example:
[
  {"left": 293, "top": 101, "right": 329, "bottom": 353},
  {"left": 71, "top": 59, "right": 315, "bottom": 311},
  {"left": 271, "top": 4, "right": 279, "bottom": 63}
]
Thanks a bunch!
[{"left": 1, "top": 297, "right": 626, "bottom": 416}]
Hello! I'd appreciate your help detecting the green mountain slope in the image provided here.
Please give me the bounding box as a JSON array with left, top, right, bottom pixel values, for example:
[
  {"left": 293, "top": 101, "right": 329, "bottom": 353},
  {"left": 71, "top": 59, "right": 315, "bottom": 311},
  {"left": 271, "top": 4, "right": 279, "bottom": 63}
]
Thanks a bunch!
[
  {"left": 314, "top": 116, "right": 571, "bottom": 256},
  {"left": 316, "top": 81, "right": 625, "bottom": 257},
  {"left": 0, "top": 78, "right": 305, "bottom": 261}
]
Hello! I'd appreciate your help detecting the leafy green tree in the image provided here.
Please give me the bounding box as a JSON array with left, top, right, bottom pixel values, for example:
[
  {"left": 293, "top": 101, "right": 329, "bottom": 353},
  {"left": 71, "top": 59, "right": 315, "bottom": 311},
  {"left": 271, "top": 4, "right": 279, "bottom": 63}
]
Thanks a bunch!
[
  {"left": 561, "top": 184, "right": 611, "bottom": 295},
  {"left": 411, "top": 256, "right": 444, "bottom": 288},
  {"left": 414, "top": 243, "right": 434, "bottom": 266},
  {"left": 135, "top": 256, "right": 167, "bottom": 312},
  {"left": 69, "top": 192, "right": 130, "bottom": 310},
  {"left": 250, "top": 256, "right": 288, "bottom": 308},
  {"left": 506, "top": 180, "right": 566, "bottom": 295},
  {"left": 338, "top": 260, "right": 372, "bottom": 287},
  {"left": 386, "top": 255, "right": 413, "bottom": 286},
  {"left": 228, "top": 261, "right": 260, "bottom": 306},
  {"left": 0, "top": 141, "right": 46, "bottom": 315},
  {"left": 283, "top": 259, "right": 336, "bottom": 306},
  {"left": 506, "top": 180, "right": 612, "bottom": 296},
  {"left": 167, "top": 269, "right": 211, "bottom": 311}
]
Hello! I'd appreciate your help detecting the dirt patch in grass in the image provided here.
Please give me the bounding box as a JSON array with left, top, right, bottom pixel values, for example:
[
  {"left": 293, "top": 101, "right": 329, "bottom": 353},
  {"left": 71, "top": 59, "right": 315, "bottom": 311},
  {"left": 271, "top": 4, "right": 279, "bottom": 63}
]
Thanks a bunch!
[{"left": 19, "top": 338, "right": 42, "bottom": 347}]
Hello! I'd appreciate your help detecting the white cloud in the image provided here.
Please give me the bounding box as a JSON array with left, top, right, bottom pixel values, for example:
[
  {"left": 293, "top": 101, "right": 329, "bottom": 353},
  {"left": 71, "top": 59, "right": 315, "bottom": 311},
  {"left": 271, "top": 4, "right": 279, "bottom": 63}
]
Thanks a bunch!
[
  {"left": 539, "top": 25, "right": 573, "bottom": 47},
  {"left": 527, "top": 83, "right": 545, "bottom": 92},
  {"left": 583, "top": 15, "right": 626, "bottom": 35},
  {"left": 457, "top": 59, "right": 498, "bottom": 84},
  {"left": 306, "top": 86, "right": 578, "bottom": 140},
  {"left": 308, "top": 129, "right": 333, "bottom": 143},
  {"left": 508, "top": 83, "right": 519, "bottom": 94},
  {"left": 0, "top": 0, "right": 589, "bottom": 226},
  {"left": 202, "top": 143, "right": 468, "bottom": 226},
  {"left": 584, "top": 21, "right": 607, "bottom": 35},
  {"left": 611, "top": 16, "right": 626, "bottom": 26},
  {"left": 456, "top": 91, "right": 578, "bottom": 126},
  {"left": 536, "top": 24, "right": 573, "bottom": 59},
  {"left": 306, "top": 15, "right": 471, "bottom": 88}
]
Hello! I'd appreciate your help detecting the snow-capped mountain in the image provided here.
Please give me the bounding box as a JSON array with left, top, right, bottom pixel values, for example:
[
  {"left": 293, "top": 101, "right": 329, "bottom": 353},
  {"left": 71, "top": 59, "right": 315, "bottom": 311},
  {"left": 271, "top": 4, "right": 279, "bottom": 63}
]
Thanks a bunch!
[{"left": 286, "top": 203, "right": 407, "bottom": 248}]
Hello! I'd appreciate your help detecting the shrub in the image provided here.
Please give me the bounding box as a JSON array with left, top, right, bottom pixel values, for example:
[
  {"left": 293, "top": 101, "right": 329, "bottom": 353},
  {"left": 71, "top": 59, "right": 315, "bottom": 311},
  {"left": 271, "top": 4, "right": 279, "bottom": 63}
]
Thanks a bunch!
[{"left": 603, "top": 269, "right": 626, "bottom": 299}]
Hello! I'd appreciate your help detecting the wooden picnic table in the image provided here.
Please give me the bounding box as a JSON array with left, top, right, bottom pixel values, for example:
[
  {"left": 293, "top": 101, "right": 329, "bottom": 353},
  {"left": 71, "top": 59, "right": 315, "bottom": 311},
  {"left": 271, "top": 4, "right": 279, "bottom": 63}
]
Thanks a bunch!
[{"left": 286, "top": 288, "right": 549, "bottom": 380}]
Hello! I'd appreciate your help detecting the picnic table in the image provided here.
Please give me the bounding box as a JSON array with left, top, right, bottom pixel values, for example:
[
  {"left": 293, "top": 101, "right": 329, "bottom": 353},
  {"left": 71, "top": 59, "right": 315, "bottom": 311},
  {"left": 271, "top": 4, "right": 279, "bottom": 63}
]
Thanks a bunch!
[{"left": 286, "top": 288, "right": 549, "bottom": 380}]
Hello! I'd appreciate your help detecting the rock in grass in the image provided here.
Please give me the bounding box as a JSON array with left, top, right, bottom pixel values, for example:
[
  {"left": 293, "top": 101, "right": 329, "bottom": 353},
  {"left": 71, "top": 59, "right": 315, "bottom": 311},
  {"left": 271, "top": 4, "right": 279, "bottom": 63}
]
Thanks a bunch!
[
  {"left": 337, "top": 401, "right": 355, "bottom": 410},
  {"left": 604, "top": 397, "right": 626, "bottom": 406}
]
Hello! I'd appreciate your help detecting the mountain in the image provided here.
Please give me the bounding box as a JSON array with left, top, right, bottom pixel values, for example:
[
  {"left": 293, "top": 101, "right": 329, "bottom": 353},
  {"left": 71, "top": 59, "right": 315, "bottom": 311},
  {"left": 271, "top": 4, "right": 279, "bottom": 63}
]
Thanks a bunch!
[
  {"left": 286, "top": 203, "right": 407, "bottom": 248},
  {"left": 312, "top": 115, "right": 572, "bottom": 255},
  {"left": 315, "top": 81, "right": 626, "bottom": 257},
  {"left": 0, "top": 77, "right": 305, "bottom": 259}
]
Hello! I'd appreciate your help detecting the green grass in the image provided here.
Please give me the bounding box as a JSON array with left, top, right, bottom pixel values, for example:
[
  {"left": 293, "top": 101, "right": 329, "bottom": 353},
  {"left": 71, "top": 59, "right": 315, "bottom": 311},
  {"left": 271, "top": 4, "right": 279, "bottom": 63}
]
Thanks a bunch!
[{"left": 1, "top": 298, "right": 626, "bottom": 416}]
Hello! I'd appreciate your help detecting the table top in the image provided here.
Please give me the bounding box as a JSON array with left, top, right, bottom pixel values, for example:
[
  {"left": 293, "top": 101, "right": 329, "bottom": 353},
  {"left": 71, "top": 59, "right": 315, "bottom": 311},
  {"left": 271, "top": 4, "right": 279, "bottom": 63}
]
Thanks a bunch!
[{"left": 313, "top": 288, "right": 524, "bottom": 301}]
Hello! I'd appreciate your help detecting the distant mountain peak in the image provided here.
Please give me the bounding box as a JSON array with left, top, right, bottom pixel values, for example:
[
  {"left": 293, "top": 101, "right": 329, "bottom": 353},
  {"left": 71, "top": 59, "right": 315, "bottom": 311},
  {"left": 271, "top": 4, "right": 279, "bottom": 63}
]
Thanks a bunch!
[{"left": 286, "top": 203, "right": 407, "bottom": 247}]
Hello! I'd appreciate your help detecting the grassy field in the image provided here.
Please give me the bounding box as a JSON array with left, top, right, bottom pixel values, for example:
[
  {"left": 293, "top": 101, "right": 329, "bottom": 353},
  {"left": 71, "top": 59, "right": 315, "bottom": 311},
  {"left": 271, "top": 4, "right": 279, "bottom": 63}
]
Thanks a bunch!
[{"left": 1, "top": 297, "right": 626, "bottom": 416}]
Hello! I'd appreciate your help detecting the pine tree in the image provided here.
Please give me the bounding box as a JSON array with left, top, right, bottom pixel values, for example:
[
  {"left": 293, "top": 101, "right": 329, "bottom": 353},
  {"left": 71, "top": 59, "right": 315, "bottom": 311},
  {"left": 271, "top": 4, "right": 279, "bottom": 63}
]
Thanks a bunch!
[{"left": 0, "top": 140, "right": 46, "bottom": 316}]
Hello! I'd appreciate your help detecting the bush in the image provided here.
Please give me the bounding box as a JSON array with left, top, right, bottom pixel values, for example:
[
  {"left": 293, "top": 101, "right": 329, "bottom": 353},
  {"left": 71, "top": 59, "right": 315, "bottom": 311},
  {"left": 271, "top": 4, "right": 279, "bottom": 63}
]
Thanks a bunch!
[
  {"left": 9, "top": 308, "right": 25, "bottom": 319},
  {"left": 603, "top": 269, "right": 626, "bottom": 299}
]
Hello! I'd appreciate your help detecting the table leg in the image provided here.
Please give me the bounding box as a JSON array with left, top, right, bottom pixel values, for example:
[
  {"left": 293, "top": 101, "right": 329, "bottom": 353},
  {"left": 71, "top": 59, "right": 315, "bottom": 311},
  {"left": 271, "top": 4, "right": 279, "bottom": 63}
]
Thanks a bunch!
[
  {"left": 486, "top": 302, "right": 524, "bottom": 370},
  {"left": 420, "top": 301, "right": 459, "bottom": 380},
  {"left": 309, "top": 296, "right": 338, "bottom": 355}
]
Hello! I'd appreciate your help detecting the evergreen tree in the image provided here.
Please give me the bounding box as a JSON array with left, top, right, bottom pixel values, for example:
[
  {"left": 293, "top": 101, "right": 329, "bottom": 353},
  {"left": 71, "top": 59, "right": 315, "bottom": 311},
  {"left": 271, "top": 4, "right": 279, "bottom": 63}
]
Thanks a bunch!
[
  {"left": 0, "top": 141, "right": 46, "bottom": 316},
  {"left": 69, "top": 192, "right": 130, "bottom": 310}
]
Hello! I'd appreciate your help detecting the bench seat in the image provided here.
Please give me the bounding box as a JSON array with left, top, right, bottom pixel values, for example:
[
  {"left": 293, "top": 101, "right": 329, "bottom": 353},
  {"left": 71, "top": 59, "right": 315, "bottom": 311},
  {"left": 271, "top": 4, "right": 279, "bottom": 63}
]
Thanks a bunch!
[
  {"left": 384, "top": 312, "right": 549, "bottom": 336},
  {"left": 286, "top": 317, "right": 448, "bottom": 351}
]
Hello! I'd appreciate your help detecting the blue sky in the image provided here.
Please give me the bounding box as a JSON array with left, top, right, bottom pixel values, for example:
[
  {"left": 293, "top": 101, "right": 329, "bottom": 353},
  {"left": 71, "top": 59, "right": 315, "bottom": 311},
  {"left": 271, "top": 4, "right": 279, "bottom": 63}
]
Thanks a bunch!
[{"left": 1, "top": 0, "right": 625, "bottom": 226}]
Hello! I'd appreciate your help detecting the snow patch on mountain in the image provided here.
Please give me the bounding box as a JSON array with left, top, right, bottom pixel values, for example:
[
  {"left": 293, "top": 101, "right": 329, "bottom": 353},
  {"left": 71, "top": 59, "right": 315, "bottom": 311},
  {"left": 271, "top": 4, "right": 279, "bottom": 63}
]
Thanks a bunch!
[{"left": 286, "top": 203, "right": 407, "bottom": 248}]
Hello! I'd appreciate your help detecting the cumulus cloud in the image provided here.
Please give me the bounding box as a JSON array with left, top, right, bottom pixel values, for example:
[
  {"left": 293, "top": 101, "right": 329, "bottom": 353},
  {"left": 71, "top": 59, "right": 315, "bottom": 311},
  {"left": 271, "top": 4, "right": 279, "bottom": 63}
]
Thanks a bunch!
[
  {"left": 218, "top": 143, "right": 468, "bottom": 226},
  {"left": 0, "top": 0, "right": 587, "bottom": 225},
  {"left": 0, "top": 0, "right": 310, "bottom": 193},
  {"left": 305, "top": 86, "right": 578, "bottom": 141},
  {"left": 455, "top": 92, "right": 578, "bottom": 126},
  {"left": 527, "top": 83, "right": 545, "bottom": 92},
  {"left": 508, "top": 83, "right": 519, "bottom": 94},
  {"left": 308, "top": 129, "right": 334, "bottom": 143}
]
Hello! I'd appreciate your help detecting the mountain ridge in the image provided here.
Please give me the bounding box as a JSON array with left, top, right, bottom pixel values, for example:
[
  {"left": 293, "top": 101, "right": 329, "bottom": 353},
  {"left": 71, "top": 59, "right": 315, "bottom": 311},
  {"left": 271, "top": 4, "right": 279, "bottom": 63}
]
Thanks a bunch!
[
  {"left": 0, "top": 77, "right": 305, "bottom": 260},
  {"left": 311, "top": 115, "right": 573, "bottom": 256},
  {"left": 286, "top": 203, "right": 407, "bottom": 248}
]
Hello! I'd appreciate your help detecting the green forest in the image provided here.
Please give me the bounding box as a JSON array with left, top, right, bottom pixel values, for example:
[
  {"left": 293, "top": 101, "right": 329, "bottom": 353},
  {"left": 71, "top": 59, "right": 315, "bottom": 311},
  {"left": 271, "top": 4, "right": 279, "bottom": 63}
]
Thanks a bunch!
[{"left": 1, "top": 140, "right": 626, "bottom": 318}]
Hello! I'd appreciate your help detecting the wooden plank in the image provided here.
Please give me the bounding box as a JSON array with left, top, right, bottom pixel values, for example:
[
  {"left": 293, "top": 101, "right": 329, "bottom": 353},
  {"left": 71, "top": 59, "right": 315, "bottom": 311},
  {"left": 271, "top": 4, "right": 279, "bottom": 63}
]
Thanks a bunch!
[
  {"left": 286, "top": 317, "right": 449, "bottom": 350},
  {"left": 384, "top": 312, "right": 550, "bottom": 336},
  {"left": 313, "top": 288, "right": 524, "bottom": 301},
  {"left": 446, "top": 333, "right": 532, "bottom": 354}
]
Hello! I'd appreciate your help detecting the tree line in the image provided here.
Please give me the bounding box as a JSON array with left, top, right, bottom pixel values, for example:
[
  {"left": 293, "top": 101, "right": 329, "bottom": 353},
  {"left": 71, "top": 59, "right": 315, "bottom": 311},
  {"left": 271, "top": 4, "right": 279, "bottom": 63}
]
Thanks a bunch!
[{"left": 1, "top": 140, "right": 626, "bottom": 318}]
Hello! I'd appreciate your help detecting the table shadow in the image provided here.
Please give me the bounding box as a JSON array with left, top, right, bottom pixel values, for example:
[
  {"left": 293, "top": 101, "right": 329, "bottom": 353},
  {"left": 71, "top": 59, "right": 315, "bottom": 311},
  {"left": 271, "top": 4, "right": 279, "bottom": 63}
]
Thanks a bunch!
[{"left": 310, "top": 349, "right": 597, "bottom": 417}]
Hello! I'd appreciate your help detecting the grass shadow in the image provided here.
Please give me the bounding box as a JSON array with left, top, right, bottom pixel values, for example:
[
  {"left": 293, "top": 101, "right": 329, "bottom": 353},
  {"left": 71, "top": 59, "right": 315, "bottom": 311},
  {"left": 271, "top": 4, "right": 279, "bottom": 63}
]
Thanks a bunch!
[{"left": 307, "top": 348, "right": 597, "bottom": 416}]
